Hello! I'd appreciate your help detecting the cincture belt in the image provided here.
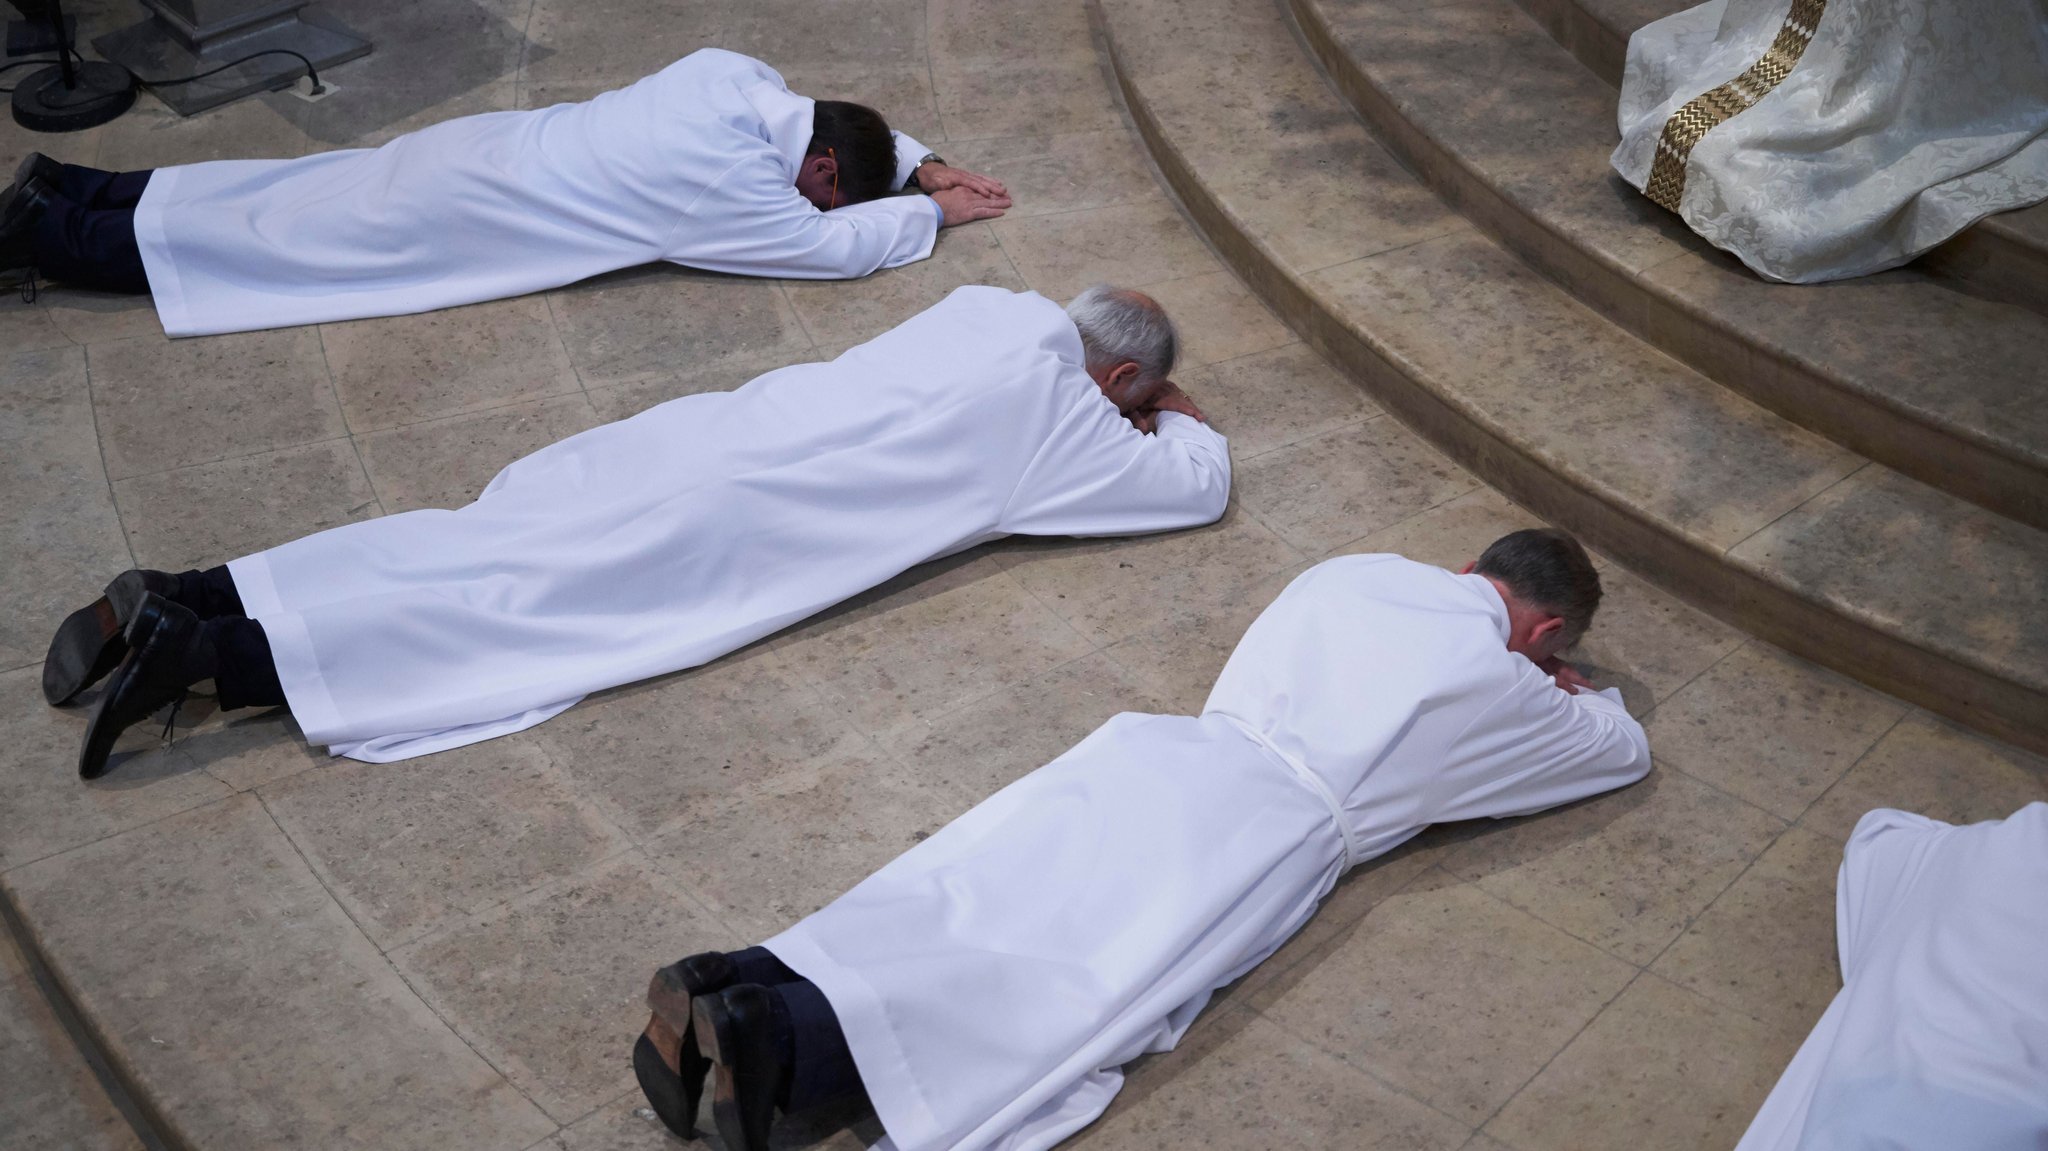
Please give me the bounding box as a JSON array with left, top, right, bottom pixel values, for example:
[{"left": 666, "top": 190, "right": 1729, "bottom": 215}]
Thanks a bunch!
[{"left": 1215, "top": 712, "right": 1361, "bottom": 870}]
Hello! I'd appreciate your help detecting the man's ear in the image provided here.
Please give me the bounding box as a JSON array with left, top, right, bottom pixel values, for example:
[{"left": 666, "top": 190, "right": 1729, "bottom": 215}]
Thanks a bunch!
[
  {"left": 1530, "top": 614, "right": 1567, "bottom": 654},
  {"left": 1459, "top": 561, "right": 1477, "bottom": 575},
  {"left": 806, "top": 153, "right": 837, "bottom": 179}
]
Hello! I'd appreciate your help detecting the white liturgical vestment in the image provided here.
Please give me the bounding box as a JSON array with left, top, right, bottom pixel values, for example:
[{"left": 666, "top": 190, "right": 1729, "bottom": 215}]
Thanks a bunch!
[
  {"left": 766, "top": 554, "right": 1652, "bottom": 1151},
  {"left": 1735, "top": 803, "right": 2048, "bottom": 1151},
  {"left": 133, "top": 49, "right": 941, "bottom": 336},
  {"left": 1612, "top": 0, "right": 2048, "bottom": 282},
  {"left": 225, "top": 287, "right": 1230, "bottom": 761}
]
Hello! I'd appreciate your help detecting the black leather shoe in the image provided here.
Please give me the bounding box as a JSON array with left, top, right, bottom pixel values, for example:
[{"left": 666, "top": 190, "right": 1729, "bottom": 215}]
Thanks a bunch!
[
  {"left": 693, "top": 984, "right": 783, "bottom": 1151},
  {"left": 0, "top": 171, "right": 53, "bottom": 242},
  {"left": 78, "top": 594, "right": 208, "bottom": 780},
  {"left": 635, "top": 951, "right": 739, "bottom": 1140},
  {"left": 13, "top": 153, "right": 61, "bottom": 195},
  {"left": 43, "top": 570, "right": 181, "bottom": 706}
]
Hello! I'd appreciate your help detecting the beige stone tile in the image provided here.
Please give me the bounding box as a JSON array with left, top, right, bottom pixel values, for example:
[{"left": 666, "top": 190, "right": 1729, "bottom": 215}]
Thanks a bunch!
[
  {"left": 394, "top": 852, "right": 740, "bottom": 1125},
  {"left": 1727, "top": 465, "right": 2048, "bottom": 702},
  {"left": 302, "top": 82, "right": 523, "bottom": 151},
  {"left": 38, "top": 291, "right": 163, "bottom": 346},
  {"left": 1073, "top": 1012, "right": 1470, "bottom": 1151},
  {"left": 932, "top": 56, "right": 1126, "bottom": 141},
  {"left": 168, "top": 702, "right": 326, "bottom": 792},
  {"left": 321, "top": 295, "right": 583, "bottom": 431},
  {"left": 88, "top": 328, "right": 347, "bottom": 479},
  {"left": 783, "top": 223, "right": 1024, "bottom": 356},
  {"left": 0, "top": 346, "right": 132, "bottom": 671},
  {"left": 557, "top": 1084, "right": 880, "bottom": 1150},
  {"left": 112, "top": 439, "right": 380, "bottom": 572},
  {"left": 1799, "top": 709, "right": 2048, "bottom": 841},
  {"left": 878, "top": 651, "right": 1168, "bottom": 805},
  {"left": 356, "top": 394, "right": 601, "bottom": 512},
  {"left": 263, "top": 738, "right": 635, "bottom": 948},
  {"left": 0, "top": 965, "right": 141, "bottom": 1151},
  {"left": 547, "top": 265, "right": 815, "bottom": 388},
  {"left": 928, "top": 0, "right": 1094, "bottom": 66},
  {"left": 1651, "top": 826, "right": 1842, "bottom": 1027},
  {"left": 992, "top": 200, "right": 1222, "bottom": 301},
  {"left": 1234, "top": 416, "right": 1479, "bottom": 556},
  {"left": 522, "top": 0, "right": 729, "bottom": 91},
  {"left": 528, "top": 645, "right": 873, "bottom": 841},
  {"left": 1195, "top": 342, "right": 1380, "bottom": 460},
  {"left": 0, "top": 667, "right": 233, "bottom": 871},
  {"left": 1135, "top": 271, "right": 1294, "bottom": 370},
  {"left": 583, "top": 346, "right": 827, "bottom": 423},
  {"left": 1485, "top": 974, "right": 1803, "bottom": 1151},
  {"left": 991, "top": 503, "right": 1303, "bottom": 649},
  {"left": 780, "top": 558, "right": 1097, "bottom": 740},
  {"left": 1099, "top": 562, "right": 1310, "bottom": 715},
  {"left": 0, "top": 300, "right": 72, "bottom": 356},
  {"left": 1253, "top": 873, "right": 1636, "bottom": 1124},
  {"left": 92, "top": 94, "right": 315, "bottom": 170},
  {"left": 1332, "top": 486, "right": 1544, "bottom": 571},
  {"left": 1440, "top": 768, "right": 1785, "bottom": 966},
  {"left": 769, "top": 60, "right": 942, "bottom": 144},
  {"left": 1645, "top": 643, "right": 1908, "bottom": 822},
  {"left": 644, "top": 739, "right": 969, "bottom": 941},
  {"left": 1306, "top": 234, "right": 1863, "bottom": 552},
  {"left": 1567, "top": 564, "right": 1745, "bottom": 711},
  {"left": 7, "top": 794, "right": 554, "bottom": 1148},
  {"left": 944, "top": 131, "right": 1160, "bottom": 220}
]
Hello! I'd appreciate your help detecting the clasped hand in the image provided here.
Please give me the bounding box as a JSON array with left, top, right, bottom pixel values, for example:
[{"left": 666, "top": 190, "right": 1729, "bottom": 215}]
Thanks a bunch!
[{"left": 1125, "top": 381, "right": 1206, "bottom": 435}]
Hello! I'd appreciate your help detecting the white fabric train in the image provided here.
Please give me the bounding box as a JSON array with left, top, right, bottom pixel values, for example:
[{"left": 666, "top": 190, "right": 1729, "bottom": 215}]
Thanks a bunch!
[
  {"left": 768, "top": 554, "right": 1652, "bottom": 1151},
  {"left": 1612, "top": 0, "right": 2048, "bottom": 283},
  {"left": 135, "top": 49, "right": 940, "bottom": 335}
]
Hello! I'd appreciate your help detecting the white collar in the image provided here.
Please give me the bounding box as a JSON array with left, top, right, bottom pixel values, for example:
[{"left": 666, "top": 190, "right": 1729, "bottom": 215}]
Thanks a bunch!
[{"left": 741, "top": 81, "right": 814, "bottom": 178}]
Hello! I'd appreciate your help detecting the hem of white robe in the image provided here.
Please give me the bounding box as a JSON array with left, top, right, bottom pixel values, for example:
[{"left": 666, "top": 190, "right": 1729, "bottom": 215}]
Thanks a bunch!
[
  {"left": 226, "top": 551, "right": 587, "bottom": 761},
  {"left": 762, "top": 927, "right": 947, "bottom": 1150},
  {"left": 133, "top": 165, "right": 196, "bottom": 338}
]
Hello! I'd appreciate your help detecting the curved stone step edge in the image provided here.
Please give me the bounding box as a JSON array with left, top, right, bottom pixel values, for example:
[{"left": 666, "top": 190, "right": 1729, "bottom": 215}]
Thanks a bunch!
[
  {"left": 0, "top": 881, "right": 181, "bottom": 1151},
  {"left": 1101, "top": 22, "right": 2048, "bottom": 757},
  {"left": 1505, "top": 0, "right": 2048, "bottom": 314},
  {"left": 1284, "top": 0, "right": 2048, "bottom": 532}
]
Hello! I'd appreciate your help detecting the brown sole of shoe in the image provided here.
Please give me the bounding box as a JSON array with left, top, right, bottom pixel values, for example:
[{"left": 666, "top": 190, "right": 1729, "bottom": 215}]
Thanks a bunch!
[{"left": 647, "top": 965, "right": 698, "bottom": 1037}]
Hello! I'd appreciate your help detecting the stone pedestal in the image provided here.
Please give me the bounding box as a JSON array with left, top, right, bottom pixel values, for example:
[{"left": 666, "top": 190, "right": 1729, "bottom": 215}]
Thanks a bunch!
[{"left": 92, "top": 0, "right": 368, "bottom": 116}]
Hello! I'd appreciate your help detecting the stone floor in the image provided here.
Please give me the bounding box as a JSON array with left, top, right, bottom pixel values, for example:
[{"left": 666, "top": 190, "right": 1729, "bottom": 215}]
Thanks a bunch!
[{"left": 2, "top": 0, "right": 2046, "bottom": 1149}]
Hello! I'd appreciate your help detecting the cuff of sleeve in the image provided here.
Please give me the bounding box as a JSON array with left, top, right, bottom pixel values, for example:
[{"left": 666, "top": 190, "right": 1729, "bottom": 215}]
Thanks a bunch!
[
  {"left": 891, "top": 129, "right": 931, "bottom": 190},
  {"left": 928, "top": 194, "right": 945, "bottom": 230}
]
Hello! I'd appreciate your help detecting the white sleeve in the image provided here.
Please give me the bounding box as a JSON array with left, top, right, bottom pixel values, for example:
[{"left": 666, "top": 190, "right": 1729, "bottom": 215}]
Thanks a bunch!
[
  {"left": 1426, "top": 663, "right": 1652, "bottom": 824},
  {"left": 665, "top": 162, "right": 938, "bottom": 279},
  {"left": 891, "top": 129, "right": 932, "bottom": 191},
  {"left": 999, "top": 406, "right": 1232, "bottom": 538}
]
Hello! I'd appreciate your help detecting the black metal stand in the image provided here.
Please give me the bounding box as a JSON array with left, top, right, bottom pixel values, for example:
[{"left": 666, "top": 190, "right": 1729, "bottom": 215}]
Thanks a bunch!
[{"left": 10, "top": 0, "right": 137, "bottom": 132}]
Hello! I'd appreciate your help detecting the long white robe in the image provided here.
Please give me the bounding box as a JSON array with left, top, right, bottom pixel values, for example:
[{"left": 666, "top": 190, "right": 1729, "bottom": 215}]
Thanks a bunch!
[
  {"left": 133, "top": 49, "right": 942, "bottom": 337},
  {"left": 765, "top": 554, "right": 1653, "bottom": 1151},
  {"left": 1735, "top": 802, "right": 2048, "bottom": 1151},
  {"left": 1612, "top": 0, "right": 2048, "bottom": 283},
  {"left": 224, "top": 287, "right": 1230, "bottom": 762}
]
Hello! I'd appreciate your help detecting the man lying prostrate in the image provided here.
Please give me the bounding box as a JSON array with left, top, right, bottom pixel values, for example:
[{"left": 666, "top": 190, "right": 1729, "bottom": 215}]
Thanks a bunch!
[
  {"left": 47, "top": 285, "right": 1225, "bottom": 777},
  {"left": 1735, "top": 803, "right": 2048, "bottom": 1151},
  {"left": 0, "top": 49, "right": 1010, "bottom": 336},
  {"left": 631, "top": 531, "right": 1653, "bottom": 1151}
]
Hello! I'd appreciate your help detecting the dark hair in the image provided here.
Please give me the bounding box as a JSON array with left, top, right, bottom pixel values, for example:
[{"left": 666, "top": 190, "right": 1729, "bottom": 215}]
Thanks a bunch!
[
  {"left": 1474, "top": 528, "right": 1602, "bottom": 642},
  {"left": 807, "top": 100, "right": 897, "bottom": 206}
]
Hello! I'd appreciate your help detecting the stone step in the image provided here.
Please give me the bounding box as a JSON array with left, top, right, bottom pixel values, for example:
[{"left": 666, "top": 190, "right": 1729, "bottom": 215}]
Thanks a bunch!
[
  {"left": 1504, "top": 0, "right": 2048, "bottom": 312},
  {"left": 1097, "top": 0, "right": 2048, "bottom": 752},
  {"left": 1286, "top": 0, "right": 2048, "bottom": 529}
]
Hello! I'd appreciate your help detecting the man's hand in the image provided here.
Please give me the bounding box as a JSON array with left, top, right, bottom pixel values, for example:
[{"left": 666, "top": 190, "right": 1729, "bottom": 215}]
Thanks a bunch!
[
  {"left": 1538, "top": 656, "right": 1594, "bottom": 695},
  {"left": 915, "top": 163, "right": 1007, "bottom": 198},
  {"left": 931, "top": 185, "right": 1012, "bottom": 227},
  {"left": 1124, "top": 380, "right": 1206, "bottom": 434}
]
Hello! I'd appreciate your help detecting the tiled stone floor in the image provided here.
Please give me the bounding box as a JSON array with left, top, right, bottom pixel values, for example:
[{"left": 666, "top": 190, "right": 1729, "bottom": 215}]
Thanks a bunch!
[{"left": 1, "top": 0, "right": 2045, "bottom": 1148}]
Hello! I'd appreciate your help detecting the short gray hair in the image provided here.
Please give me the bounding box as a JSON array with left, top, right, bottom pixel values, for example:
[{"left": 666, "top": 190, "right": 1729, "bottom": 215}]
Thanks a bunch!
[{"left": 1065, "top": 285, "right": 1178, "bottom": 385}]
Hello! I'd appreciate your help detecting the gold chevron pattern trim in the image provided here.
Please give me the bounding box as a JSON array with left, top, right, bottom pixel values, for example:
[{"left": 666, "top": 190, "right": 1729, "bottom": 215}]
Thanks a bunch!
[{"left": 1644, "top": 0, "right": 1828, "bottom": 212}]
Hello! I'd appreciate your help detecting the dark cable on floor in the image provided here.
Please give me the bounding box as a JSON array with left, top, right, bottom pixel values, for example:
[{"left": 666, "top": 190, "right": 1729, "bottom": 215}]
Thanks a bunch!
[
  {"left": 133, "top": 48, "right": 323, "bottom": 95},
  {"left": 0, "top": 57, "right": 63, "bottom": 94}
]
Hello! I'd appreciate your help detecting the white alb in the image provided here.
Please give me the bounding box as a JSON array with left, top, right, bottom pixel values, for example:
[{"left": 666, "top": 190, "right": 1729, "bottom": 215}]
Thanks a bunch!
[
  {"left": 767, "top": 553, "right": 1653, "bottom": 1151},
  {"left": 1736, "top": 802, "right": 2048, "bottom": 1151},
  {"left": 1613, "top": 0, "right": 2048, "bottom": 282},
  {"left": 134, "top": 49, "right": 940, "bottom": 336},
  {"left": 226, "top": 287, "right": 1231, "bottom": 762}
]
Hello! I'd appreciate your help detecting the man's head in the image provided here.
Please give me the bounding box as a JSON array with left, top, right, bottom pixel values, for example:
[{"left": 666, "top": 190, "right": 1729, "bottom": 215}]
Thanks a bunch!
[
  {"left": 796, "top": 100, "right": 897, "bottom": 210},
  {"left": 1065, "top": 285, "right": 1180, "bottom": 414},
  {"left": 1462, "top": 528, "right": 1602, "bottom": 663}
]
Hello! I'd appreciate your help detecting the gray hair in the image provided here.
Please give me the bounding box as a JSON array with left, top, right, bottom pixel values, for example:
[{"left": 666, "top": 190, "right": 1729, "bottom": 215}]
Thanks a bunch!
[{"left": 1065, "top": 285, "right": 1179, "bottom": 385}]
